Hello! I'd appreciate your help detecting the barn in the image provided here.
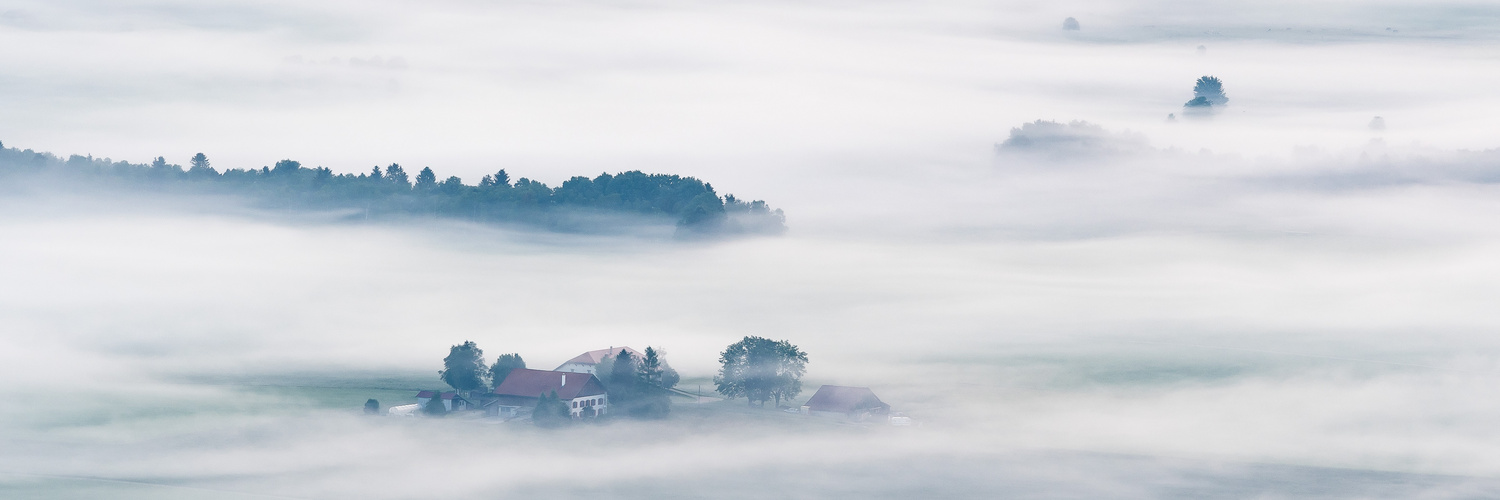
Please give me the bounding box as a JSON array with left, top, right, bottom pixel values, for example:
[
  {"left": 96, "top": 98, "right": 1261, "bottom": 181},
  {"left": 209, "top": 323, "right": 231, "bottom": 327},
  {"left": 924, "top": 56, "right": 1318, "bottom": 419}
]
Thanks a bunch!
[
  {"left": 801, "top": 385, "right": 891, "bottom": 420},
  {"left": 554, "top": 346, "right": 641, "bottom": 375}
]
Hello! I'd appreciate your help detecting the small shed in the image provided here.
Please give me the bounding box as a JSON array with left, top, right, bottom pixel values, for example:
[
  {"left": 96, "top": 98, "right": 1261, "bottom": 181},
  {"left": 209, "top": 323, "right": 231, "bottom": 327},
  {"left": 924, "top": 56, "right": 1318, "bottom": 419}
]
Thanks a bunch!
[
  {"left": 802, "top": 385, "right": 891, "bottom": 420},
  {"left": 415, "top": 390, "right": 474, "bottom": 412}
]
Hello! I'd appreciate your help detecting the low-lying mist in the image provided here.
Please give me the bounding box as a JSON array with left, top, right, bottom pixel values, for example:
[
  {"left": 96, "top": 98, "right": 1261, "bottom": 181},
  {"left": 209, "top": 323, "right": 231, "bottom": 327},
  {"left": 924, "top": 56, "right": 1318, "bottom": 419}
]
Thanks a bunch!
[{"left": 6, "top": 135, "right": 1500, "bottom": 497}]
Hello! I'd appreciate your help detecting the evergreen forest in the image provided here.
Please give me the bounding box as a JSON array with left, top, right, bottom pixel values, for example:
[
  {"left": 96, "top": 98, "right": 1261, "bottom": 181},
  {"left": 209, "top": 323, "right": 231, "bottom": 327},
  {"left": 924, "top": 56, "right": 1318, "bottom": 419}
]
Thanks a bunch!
[{"left": 0, "top": 142, "right": 787, "bottom": 237}]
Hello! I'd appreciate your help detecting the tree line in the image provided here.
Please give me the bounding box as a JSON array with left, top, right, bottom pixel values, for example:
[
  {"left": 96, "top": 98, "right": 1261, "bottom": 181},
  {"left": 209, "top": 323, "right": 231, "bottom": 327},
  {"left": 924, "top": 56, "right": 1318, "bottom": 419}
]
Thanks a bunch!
[{"left": 0, "top": 141, "right": 787, "bottom": 237}]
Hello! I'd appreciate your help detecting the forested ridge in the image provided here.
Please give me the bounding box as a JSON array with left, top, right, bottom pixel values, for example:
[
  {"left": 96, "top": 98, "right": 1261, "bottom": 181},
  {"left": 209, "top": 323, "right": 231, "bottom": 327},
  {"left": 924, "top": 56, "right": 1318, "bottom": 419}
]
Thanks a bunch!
[{"left": 0, "top": 141, "right": 786, "bottom": 237}]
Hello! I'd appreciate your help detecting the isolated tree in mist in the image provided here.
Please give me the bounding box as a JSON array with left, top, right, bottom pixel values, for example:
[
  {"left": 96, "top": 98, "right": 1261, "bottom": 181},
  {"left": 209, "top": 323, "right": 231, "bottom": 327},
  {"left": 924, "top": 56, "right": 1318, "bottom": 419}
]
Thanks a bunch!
[
  {"left": 532, "top": 390, "right": 571, "bottom": 428},
  {"left": 489, "top": 353, "right": 526, "bottom": 389},
  {"left": 364, "top": 399, "right": 380, "bottom": 414},
  {"left": 1189, "top": 76, "right": 1228, "bottom": 106},
  {"left": 1062, "top": 17, "right": 1080, "bottom": 30},
  {"left": 439, "top": 341, "right": 489, "bottom": 393},
  {"left": 714, "top": 336, "right": 808, "bottom": 407}
]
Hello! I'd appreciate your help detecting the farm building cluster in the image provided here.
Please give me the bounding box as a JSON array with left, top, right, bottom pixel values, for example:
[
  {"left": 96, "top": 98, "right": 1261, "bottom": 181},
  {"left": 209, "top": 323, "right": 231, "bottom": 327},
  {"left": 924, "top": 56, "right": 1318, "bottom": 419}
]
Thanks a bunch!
[{"left": 384, "top": 346, "right": 905, "bottom": 424}]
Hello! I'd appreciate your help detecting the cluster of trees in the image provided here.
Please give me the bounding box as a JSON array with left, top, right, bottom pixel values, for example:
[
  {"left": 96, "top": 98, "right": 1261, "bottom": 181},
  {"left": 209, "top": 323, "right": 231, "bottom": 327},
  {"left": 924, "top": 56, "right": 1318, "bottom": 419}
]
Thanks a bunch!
[
  {"left": 713, "top": 336, "right": 808, "bottom": 407},
  {"left": 0, "top": 142, "right": 787, "bottom": 237},
  {"left": 533, "top": 391, "right": 572, "bottom": 428},
  {"left": 438, "top": 341, "right": 528, "bottom": 394},
  {"left": 601, "top": 347, "right": 680, "bottom": 419}
]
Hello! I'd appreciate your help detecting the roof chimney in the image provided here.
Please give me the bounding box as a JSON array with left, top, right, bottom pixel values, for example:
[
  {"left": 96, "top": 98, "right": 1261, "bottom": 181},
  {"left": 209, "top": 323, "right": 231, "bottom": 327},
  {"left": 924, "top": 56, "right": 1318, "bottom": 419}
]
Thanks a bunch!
[{"left": 561, "top": 374, "right": 567, "bottom": 387}]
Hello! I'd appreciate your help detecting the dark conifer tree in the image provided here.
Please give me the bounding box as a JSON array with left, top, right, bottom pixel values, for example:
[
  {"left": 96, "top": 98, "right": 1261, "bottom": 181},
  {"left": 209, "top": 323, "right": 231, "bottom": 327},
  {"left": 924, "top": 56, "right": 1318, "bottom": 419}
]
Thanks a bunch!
[
  {"left": 414, "top": 167, "right": 437, "bottom": 191},
  {"left": 188, "top": 153, "right": 215, "bottom": 176},
  {"left": 384, "top": 164, "right": 410, "bottom": 188}
]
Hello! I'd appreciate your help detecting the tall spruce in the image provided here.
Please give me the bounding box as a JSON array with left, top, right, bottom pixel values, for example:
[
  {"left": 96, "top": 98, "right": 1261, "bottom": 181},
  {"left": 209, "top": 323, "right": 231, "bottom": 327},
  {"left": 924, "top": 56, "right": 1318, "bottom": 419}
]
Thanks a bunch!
[{"left": 608, "top": 350, "right": 638, "bottom": 408}]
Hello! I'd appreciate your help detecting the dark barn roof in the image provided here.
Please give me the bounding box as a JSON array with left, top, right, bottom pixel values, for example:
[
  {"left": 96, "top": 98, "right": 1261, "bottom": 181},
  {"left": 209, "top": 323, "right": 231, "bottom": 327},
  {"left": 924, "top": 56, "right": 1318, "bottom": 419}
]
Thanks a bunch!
[
  {"left": 804, "top": 385, "right": 890, "bottom": 414},
  {"left": 492, "top": 368, "right": 606, "bottom": 401}
]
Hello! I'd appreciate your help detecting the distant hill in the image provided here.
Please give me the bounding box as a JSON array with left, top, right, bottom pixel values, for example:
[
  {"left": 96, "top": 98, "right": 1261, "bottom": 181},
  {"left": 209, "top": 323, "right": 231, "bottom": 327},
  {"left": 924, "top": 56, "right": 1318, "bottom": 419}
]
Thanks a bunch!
[{"left": 0, "top": 142, "right": 786, "bottom": 238}]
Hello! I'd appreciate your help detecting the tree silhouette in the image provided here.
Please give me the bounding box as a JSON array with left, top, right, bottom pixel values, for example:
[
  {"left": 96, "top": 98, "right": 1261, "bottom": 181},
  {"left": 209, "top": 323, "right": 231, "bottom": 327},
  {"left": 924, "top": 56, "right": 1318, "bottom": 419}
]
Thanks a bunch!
[
  {"left": 1191, "top": 76, "right": 1228, "bottom": 106},
  {"left": 439, "top": 341, "right": 488, "bottom": 393},
  {"left": 533, "top": 390, "right": 571, "bottom": 427},
  {"left": 489, "top": 353, "right": 526, "bottom": 389},
  {"left": 384, "top": 163, "right": 410, "bottom": 188},
  {"left": 414, "top": 167, "right": 437, "bottom": 191},
  {"left": 0, "top": 145, "right": 788, "bottom": 237},
  {"left": 188, "top": 153, "right": 215, "bottom": 176},
  {"left": 714, "top": 336, "right": 808, "bottom": 407}
]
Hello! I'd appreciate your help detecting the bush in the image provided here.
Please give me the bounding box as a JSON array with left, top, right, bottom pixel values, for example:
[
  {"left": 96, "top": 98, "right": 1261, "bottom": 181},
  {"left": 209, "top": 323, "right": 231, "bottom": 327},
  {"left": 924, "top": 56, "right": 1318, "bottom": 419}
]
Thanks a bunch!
[{"left": 533, "top": 391, "right": 572, "bottom": 428}]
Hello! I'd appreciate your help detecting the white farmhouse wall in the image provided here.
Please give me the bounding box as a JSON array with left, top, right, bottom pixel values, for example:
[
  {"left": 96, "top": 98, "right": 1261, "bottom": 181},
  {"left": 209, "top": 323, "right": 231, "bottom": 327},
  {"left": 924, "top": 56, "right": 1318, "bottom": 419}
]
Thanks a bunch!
[{"left": 556, "top": 363, "right": 596, "bottom": 374}]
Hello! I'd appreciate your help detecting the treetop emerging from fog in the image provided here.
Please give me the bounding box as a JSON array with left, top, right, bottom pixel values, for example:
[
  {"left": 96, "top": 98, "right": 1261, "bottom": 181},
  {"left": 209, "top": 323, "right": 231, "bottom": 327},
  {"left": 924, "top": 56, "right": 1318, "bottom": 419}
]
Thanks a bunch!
[
  {"left": 0, "top": 143, "right": 787, "bottom": 238},
  {"left": 1185, "top": 76, "right": 1229, "bottom": 111}
]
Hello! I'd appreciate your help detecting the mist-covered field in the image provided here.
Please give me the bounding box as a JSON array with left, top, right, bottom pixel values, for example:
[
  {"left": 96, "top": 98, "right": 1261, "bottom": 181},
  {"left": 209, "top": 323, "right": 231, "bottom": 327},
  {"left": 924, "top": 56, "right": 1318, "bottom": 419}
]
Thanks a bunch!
[{"left": 5, "top": 0, "right": 1500, "bottom": 498}]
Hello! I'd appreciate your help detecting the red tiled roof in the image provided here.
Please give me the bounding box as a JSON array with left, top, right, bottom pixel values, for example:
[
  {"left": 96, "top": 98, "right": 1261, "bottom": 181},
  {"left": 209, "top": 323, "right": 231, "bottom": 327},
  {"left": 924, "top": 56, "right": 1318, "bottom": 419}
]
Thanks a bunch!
[
  {"left": 416, "top": 390, "right": 436, "bottom": 398},
  {"left": 558, "top": 347, "right": 641, "bottom": 367},
  {"left": 804, "top": 385, "right": 890, "bottom": 413},
  {"left": 492, "top": 368, "right": 606, "bottom": 400}
]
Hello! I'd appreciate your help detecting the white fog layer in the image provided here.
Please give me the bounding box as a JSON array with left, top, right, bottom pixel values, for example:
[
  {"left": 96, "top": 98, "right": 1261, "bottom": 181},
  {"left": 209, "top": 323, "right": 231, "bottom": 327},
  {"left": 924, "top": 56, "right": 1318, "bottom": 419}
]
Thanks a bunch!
[{"left": 4, "top": 0, "right": 1500, "bottom": 498}]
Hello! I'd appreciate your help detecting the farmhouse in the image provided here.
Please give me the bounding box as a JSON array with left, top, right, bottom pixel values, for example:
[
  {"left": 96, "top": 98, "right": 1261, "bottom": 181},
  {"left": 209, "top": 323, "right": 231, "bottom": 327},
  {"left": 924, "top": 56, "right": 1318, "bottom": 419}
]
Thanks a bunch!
[
  {"left": 801, "top": 385, "right": 890, "bottom": 420},
  {"left": 554, "top": 346, "right": 640, "bottom": 375},
  {"left": 486, "top": 368, "right": 609, "bottom": 418}
]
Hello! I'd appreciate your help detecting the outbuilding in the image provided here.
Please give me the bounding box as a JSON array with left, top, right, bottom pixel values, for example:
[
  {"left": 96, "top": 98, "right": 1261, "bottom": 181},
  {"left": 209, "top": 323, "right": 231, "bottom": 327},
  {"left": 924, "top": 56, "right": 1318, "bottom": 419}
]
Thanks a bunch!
[
  {"left": 554, "top": 346, "right": 640, "bottom": 375},
  {"left": 415, "top": 390, "right": 473, "bottom": 412},
  {"left": 801, "top": 385, "right": 891, "bottom": 421}
]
